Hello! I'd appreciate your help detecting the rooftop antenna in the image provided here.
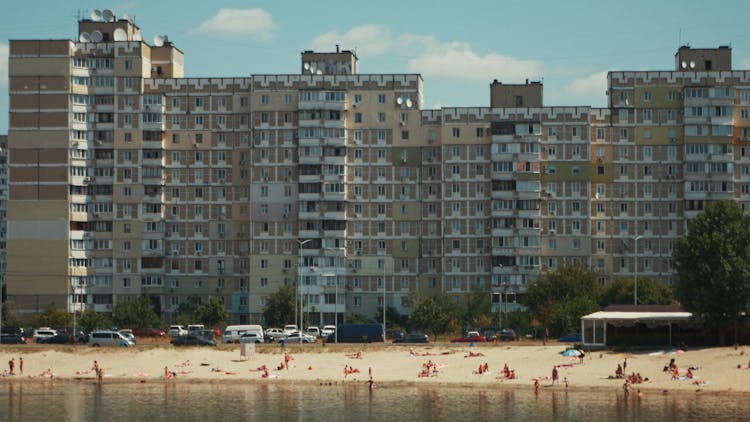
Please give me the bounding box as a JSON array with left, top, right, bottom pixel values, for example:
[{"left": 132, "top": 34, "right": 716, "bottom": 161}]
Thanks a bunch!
[
  {"left": 102, "top": 9, "right": 114, "bottom": 22},
  {"left": 90, "top": 9, "right": 102, "bottom": 21},
  {"left": 91, "top": 30, "right": 103, "bottom": 43}
]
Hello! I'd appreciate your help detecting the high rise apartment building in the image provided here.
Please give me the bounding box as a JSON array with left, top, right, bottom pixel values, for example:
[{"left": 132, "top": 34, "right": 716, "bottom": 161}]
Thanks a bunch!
[{"left": 5, "top": 14, "right": 750, "bottom": 324}]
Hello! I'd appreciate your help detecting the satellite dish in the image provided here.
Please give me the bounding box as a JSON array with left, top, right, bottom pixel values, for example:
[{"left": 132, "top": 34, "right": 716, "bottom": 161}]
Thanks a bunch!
[
  {"left": 102, "top": 9, "right": 114, "bottom": 22},
  {"left": 79, "top": 32, "right": 91, "bottom": 43},
  {"left": 681, "top": 61, "right": 687, "bottom": 69},
  {"left": 113, "top": 28, "right": 127, "bottom": 42},
  {"left": 122, "top": 13, "right": 132, "bottom": 22},
  {"left": 303, "top": 62, "right": 310, "bottom": 70},
  {"left": 153, "top": 35, "right": 165, "bottom": 47},
  {"left": 406, "top": 99, "right": 413, "bottom": 108},
  {"left": 91, "top": 9, "right": 102, "bottom": 21},
  {"left": 689, "top": 61, "right": 695, "bottom": 69},
  {"left": 396, "top": 97, "right": 403, "bottom": 105},
  {"left": 90, "top": 31, "right": 103, "bottom": 43}
]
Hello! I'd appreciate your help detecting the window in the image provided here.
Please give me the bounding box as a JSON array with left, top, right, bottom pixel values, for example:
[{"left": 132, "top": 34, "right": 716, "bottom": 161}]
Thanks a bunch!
[
  {"left": 378, "top": 94, "right": 386, "bottom": 103},
  {"left": 452, "top": 128, "right": 460, "bottom": 137}
]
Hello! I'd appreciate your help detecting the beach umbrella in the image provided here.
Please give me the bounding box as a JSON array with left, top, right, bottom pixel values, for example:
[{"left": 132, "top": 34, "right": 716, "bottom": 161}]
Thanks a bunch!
[{"left": 562, "top": 349, "right": 581, "bottom": 357}]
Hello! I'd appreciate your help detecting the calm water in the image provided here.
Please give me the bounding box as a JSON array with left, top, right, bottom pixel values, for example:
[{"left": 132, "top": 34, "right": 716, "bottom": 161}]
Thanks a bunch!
[{"left": 1, "top": 381, "right": 748, "bottom": 421}]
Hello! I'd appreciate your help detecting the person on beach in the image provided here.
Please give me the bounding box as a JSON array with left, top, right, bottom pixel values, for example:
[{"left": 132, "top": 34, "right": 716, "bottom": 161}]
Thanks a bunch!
[
  {"left": 19, "top": 357, "right": 23, "bottom": 375},
  {"left": 564, "top": 377, "right": 569, "bottom": 389},
  {"left": 552, "top": 366, "right": 559, "bottom": 385},
  {"left": 368, "top": 377, "right": 376, "bottom": 391},
  {"left": 93, "top": 360, "right": 100, "bottom": 373},
  {"left": 9, "top": 358, "right": 15, "bottom": 376},
  {"left": 578, "top": 350, "right": 585, "bottom": 364},
  {"left": 623, "top": 358, "right": 627, "bottom": 373},
  {"left": 534, "top": 378, "right": 540, "bottom": 392},
  {"left": 616, "top": 364, "right": 623, "bottom": 378},
  {"left": 96, "top": 366, "right": 103, "bottom": 384}
]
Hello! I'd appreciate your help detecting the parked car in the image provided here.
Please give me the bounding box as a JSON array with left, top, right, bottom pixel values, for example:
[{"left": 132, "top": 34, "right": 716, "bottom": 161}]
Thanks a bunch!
[
  {"left": 265, "top": 328, "right": 286, "bottom": 342},
  {"left": 171, "top": 334, "right": 217, "bottom": 347},
  {"left": 305, "top": 326, "right": 321, "bottom": 338},
  {"left": 386, "top": 330, "right": 405, "bottom": 341},
  {"left": 187, "top": 324, "right": 205, "bottom": 334},
  {"left": 0, "top": 333, "right": 27, "bottom": 344},
  {"left": 40, "top": 333, "right": 87, "bottom": 345},
  {"left": 224, "top": 325, "right": 264, "bottom": 344},
  {"left": 119, "top": 330, "right": 137, "bottom": 345},
  {"left": 320, "top": 325, "right": 336, "bottom": 338},
  {"left": 33, "top": 327, "right": 58, "bottom": 343},
  {"left": 89, "top": 330, "right": 135, "bottom": 347},
  {"left": 327, "top": 324, "right": 383, "bottom": 343},
  {"left": 393, "top": 333, "right": 429, "bottom": 343},
  {"left": 131, "top": 327, "right": 166, "bottom": 337},
  {"left": 283, "top": 324, "right": 299, "bottom": 335},
  {"left": 450, "top": 331, "right": 488, "bottom": 343},
  {"left": 239, "top": 333, "right": 264, "bottom": 343},
  {"left": 168, "top": 325, "right": 187, "bottom": 337},
  {"left": 558, "top": 332, "right": 582, "bottom": 343},
  {"left": 285, "top": 331, "right": 316, "bottom": 343}
]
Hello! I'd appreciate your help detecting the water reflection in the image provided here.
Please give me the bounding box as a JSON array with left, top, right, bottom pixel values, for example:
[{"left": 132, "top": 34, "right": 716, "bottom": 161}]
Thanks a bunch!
[{"left": 1, "top": 382, "right": 749, "bottom": 421}]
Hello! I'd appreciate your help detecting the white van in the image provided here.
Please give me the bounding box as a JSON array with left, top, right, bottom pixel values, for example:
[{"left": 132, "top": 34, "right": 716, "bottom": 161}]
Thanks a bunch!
[
  {"left": 223, "top": 325, "right": 264, "bottom": 344},
  {"left": 90, "top": 330, "right": 135, "bottom": 347},
  {"left": 187, "top": 324, "right": 205, "bottom": 334}
]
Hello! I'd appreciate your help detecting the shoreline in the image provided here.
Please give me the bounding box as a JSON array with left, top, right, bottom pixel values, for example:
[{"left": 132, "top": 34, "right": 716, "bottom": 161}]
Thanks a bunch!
[{"left": 2, "top": 344, "right": 750, "bottom": 394}]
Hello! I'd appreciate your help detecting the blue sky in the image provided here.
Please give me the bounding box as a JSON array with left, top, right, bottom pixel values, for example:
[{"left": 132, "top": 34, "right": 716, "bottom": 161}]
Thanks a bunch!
[{"left": 2, "top": 0, "right": 750, "bottom": 134}]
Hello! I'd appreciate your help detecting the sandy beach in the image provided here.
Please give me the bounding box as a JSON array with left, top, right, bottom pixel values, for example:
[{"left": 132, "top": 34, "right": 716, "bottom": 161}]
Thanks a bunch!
[{"left": 2, "top": 343, "right": 750, "bottom": 394}]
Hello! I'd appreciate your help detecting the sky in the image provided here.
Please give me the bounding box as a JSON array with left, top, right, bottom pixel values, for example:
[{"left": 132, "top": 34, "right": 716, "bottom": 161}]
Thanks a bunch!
[{"left": 1, "top": 0, "right": 750, "bottom": 134}]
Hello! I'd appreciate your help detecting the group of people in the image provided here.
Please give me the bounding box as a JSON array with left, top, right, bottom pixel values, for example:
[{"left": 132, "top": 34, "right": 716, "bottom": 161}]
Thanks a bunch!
[
  {"left": 499, "top": 363, "right": 516, "bottom": 380},
  {"left": 346, "top": 350, "right": 363, "bottom": 359},
  {"left": 5, "top": 357, "right": 23, "bottom": 376},
  {"left": 343, "top": 365, "right": 360, "bottom": 377},
  {"left": 473, "top": 362, "right": 490, "bottom": 375},
  {"left": 418, "top": 360, "right": 439, "bottom": 378}
]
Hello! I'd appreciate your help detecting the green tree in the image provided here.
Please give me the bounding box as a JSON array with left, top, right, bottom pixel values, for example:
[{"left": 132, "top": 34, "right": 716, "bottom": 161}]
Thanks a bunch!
[
  {"left": 112, "top": 296, "right": 161, "bottom": 328},
  {"left": 262, "top": 285, "right": 296, "bottom": 327},
  {"left": 673, "top": 200, "right": 750, "bottom": 345},
  {"left": 196, "top": 297, "right": 228, "bottom": 327},
  {"left": 524, "top": 264, "right": 600, "bottom": 336},
  {"left": 374, "top": 306, "right": 408, "bottom": 330},
  {"left": 77, "top": 309, "right": 113, "bottom": 332},
  {"left": 460, "top": 287, "right": 492, "bottom": 328},
  {"left": 32, "top": 303, "right": 72, "bottom": 328},
  {"left": 600, "top": 277, "right": 675, "bottom": 307},
  {"left": 174, "top": 295, "right": 202, "bottom": 325},
  {"left": 409, "top": 294, "right": 458, "bottom": 339}
]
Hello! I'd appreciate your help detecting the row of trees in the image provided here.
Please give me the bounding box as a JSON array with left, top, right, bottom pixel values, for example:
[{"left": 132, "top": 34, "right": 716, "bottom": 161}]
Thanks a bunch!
[{"left": 3, "top": 296, "right": 227, "bottom": 333}]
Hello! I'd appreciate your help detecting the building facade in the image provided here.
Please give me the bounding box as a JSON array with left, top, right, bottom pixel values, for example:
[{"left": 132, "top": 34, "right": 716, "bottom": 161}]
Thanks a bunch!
[{"left": 6, "top": 14, "right": 750, "bottom": 323}]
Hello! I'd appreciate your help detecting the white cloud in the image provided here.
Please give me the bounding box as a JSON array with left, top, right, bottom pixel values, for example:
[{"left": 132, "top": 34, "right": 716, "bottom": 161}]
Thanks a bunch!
[
  {"left": 562, "top": 71, "right": 608, "bottom": 99},
  {"left": 312, "top": 25, "right": 392, "bottom": 56},
  {"left": 0, "top": 44, "right": 8, "bottom": 89},
  {"left": 196, "top": 8, "right": 275, "bottom": 40},
  {"left": 311, "top": 25, "right": 541, "bottom": 82}
]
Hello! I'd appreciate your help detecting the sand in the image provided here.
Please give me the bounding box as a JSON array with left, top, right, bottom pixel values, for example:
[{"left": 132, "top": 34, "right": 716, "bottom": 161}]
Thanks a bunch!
[{"left": 2, "top": 343, "right": 750, "bottom": 393}]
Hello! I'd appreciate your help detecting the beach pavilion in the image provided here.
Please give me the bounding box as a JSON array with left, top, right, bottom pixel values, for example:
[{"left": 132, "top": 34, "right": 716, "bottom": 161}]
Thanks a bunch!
[{"left": 581, "top": 305, "right": 693, "bottom": 347}]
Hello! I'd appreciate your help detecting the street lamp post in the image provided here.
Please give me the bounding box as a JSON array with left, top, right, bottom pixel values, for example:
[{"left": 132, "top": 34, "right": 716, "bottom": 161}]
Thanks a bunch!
[{"left": 634, "top": 235, "right": 644, "bottom": 305}]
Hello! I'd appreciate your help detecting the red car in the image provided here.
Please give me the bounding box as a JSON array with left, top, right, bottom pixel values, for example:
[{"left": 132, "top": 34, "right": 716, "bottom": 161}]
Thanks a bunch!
[
  {"left": 131, "top": 327, "right": 166, "bottom": 337},
  {"left": 450, "top": 331, "right": 488, "bottom": 343}
]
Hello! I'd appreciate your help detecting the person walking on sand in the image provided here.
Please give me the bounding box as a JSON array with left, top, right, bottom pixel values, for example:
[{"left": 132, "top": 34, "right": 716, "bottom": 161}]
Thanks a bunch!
[
  {"left": 8, "top": 358, "right": 15, "bottom": 376},
  {"left": 19, "top": 357, "right": 23, "bottom": 375},
  {"left": 552, "top": 366, "right": 559, "bottom": 385}
]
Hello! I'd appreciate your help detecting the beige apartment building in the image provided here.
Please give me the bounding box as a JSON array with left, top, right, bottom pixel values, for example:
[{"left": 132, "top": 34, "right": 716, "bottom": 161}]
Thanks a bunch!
[{"left": 5, "top": 14, "right": 750, "bottom": 324}]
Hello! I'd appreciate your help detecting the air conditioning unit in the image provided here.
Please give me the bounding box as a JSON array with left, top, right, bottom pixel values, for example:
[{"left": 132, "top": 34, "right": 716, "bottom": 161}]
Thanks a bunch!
[
  {"left": 549, "top": 229, "right": 556, "bottom": 235},
  {"left": 283, "top": 268, "right": 289, "bottom": 273}
]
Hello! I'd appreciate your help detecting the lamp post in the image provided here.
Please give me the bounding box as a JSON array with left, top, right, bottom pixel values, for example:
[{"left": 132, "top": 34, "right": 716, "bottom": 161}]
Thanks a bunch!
[
  {"left": 634, "top": 235, "right": 644, "bottom": 305},
  {"left": 296, "top": 239, "right": 312, "bottom": 344}
]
